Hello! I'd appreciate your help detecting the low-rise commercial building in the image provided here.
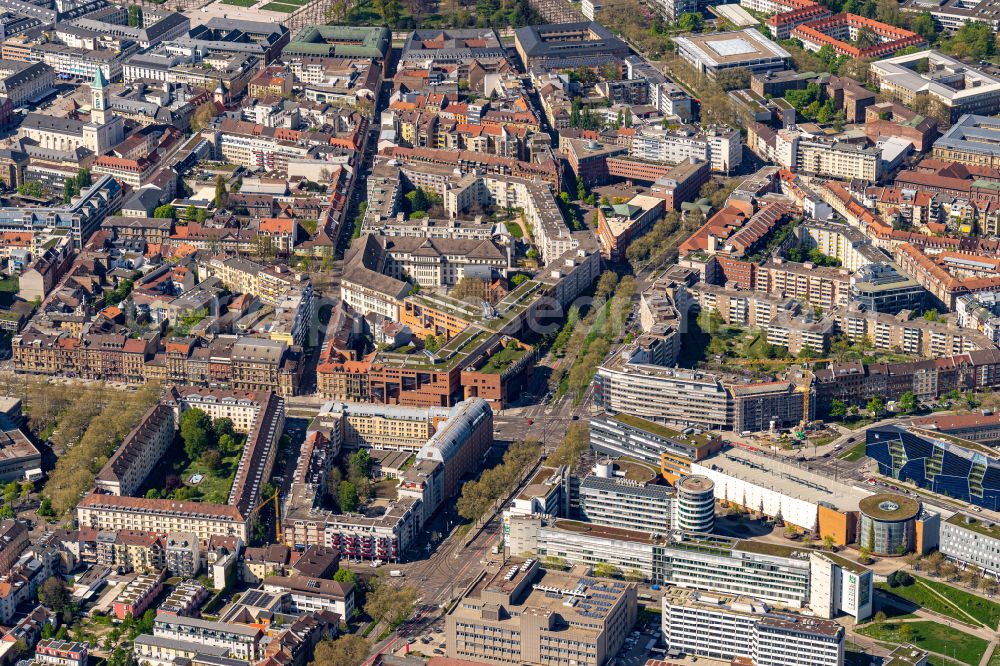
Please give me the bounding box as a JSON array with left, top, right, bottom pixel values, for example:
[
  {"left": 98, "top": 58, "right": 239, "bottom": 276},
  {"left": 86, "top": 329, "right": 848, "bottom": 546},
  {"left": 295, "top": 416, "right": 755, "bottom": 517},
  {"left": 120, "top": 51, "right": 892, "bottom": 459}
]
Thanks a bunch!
[
  {"left": 674, "top": 29, "right": 791, "bottom": 78},
  {"left": 912, "top": 412, "right": 1000, "bottom": 444},
  {"left": 870, "top": 51, "right": 1000, "bottom": 122},
  {"left": 940, "top": 513, "right": 1000, "bottom": 575},
  {"left": 692, "top": 447, "right": 869, "bottom": 544}
]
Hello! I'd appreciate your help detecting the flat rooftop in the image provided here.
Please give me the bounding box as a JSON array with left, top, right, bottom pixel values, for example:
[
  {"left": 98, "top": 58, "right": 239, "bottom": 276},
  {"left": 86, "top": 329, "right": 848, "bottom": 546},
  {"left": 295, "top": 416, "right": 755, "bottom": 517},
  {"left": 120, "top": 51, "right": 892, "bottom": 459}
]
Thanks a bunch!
[
  {"left": 611, "top": 413, "right": 718, "bottom": 450},
  {"left": 459, "top": 556, "right": 631, "bottom": 633},
  {"left": 550, "top": 518, "right": 666, "bottom": 544},
  {"left": 872, "top": 50, "right": 1000, "bottom": 103},
  {"left": 711, "top": 4, "right": 760, "bottom": 27},
  {"left": 0, "top": 428, "right": 39, "bottom": 462},
  {"left": 664, "top": 589, "right": 843, "bottom": 638},
  {"left": 859, "top": 493, "right": 921, "bottom": 521},
  {"left": 674, "top": 29, "right": 790, "bottom": 67},
  {"left": 946, "top": 512, "right": 1000, "bottom": 539},
  {"left": 912, "top": 411, "right": 1000, "bottom": 433},
  {"left": 696, "top": 448, "right": 871, "bottom": 513}
]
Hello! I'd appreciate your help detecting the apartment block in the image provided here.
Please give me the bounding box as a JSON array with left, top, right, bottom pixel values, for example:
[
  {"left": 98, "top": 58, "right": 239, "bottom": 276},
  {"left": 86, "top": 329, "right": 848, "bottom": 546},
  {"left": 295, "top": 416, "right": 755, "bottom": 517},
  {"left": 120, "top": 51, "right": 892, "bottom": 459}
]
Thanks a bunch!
[
  {"left": 835, "top": 306, "right": 994, "bottom": 358},
  {"left": 756, "top": 258, "right": 851, "bottom": 310},
  {"left": 95, "top": 403, "right": 175, "bottom": 497},
  {"left": 777, "top": 130, "right": 883, "bottom": 181},
  {"left": 596, "top": 195, "right": 665, "bottom": 261},
  {"left": 112, "top": 572, "right": 164, "bottom": 620},
  {"left": 261, "top": 574, "right": 354, "bottom": 619},
  {"left": 629, "top": 125, "right": 742, "bottom": 173},
  {"left": 78, "top": 389, "right": 285, "bottom": 546},
  {"left": 153, "top": 613, "right": 262, "bottom": 662}
]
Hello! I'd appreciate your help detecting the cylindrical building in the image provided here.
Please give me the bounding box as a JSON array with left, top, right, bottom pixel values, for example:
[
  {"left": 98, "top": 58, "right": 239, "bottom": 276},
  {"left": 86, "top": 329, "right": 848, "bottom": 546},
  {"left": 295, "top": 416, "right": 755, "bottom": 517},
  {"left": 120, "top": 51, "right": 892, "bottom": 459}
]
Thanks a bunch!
[
  {"left": 858, "top": 494, "right": 921, "bottom": 556},
  {"left": 674, "top": 475, "right": 715, "bottom": 533}
]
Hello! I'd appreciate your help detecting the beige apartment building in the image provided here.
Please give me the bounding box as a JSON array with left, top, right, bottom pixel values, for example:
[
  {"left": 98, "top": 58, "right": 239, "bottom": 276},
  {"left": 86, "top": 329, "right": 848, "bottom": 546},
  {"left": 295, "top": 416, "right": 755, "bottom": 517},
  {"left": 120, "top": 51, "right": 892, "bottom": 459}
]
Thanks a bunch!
[
  {"left": 446, "top": 557, "right": 637, "bottom": 666},
  {"left": 77, "top": 494, "right": 248, "bottom": 544},
  {"left": 95, "top": 403, "right": 175, "bottom": 497},
  {"left": 756, "top": 259, "right": 851, "bottom": 311},
  {"left": 317, "top": 402, "right": 447, "bottom": 451},
  {"left": 836, "top": 307, "right": 995, "bottom": 358}
]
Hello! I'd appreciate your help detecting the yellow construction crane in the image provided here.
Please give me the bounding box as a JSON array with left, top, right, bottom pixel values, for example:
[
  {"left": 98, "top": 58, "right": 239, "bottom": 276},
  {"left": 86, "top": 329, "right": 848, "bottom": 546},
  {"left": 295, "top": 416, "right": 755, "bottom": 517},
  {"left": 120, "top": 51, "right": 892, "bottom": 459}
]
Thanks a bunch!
[
  {"left": 724, "top": 357, "right": 830, "bottom": 425},
  {"left": 802, "top": 368, "right": 813, "bottom": 425},
  {"left": 247, "top": 488, "right": 282, "bottom": 543}
]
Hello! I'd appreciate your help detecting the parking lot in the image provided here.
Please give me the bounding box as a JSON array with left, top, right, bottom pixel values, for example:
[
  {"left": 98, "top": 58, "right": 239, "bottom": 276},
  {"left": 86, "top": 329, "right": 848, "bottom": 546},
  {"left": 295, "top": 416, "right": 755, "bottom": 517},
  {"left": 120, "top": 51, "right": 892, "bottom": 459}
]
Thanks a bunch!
[
  {"left": 615, "top": 625, "right": 664, "bottom": 666},
  {"left": 393, "top": 625, "right": 447, "bottom": 659}
]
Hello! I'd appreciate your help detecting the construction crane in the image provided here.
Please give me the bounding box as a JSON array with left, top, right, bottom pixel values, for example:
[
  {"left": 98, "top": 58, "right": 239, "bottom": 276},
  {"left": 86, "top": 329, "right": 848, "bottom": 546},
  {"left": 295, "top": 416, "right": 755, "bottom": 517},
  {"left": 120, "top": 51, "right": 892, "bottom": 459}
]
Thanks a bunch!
[
  {"left": 724, "top": 358, "right": 832, "bottom": 425},
  {"left": 802, "top": 368, "right": 813, "bottom": 426},
  {"left": 247, "top": 488, "right": 282, "bottom": 543}
]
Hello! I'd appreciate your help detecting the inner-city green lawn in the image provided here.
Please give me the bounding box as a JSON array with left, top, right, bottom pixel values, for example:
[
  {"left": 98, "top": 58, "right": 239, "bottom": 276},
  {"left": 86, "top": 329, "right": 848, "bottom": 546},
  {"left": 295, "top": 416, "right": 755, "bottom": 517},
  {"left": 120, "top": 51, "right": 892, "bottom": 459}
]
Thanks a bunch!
[
  {"left": 916, "top": 576, "right": 1000, "bottom": 628},
  {"left": 878, "top": 580, "right": 977, "bottom": 625},
  {"left": 220, "top": 0, "right": 257, "bottom": 6},
  {"left": 140, "top": 434, "right": 245, "bottom": 505},
  {"left": 877, "top": 575, "right": 1000, "bottom": 629},
  {"left": 857, "top": 621, "right": 988, "bottom": 665},
  {"left": 838, "top": 440, "right": 867, "bottom": 461},
  {"left": 260, "top": 2, "right": 297, "bottom": 10},
  {"left": 173, "top": 449, "right": 241, "bottom": 504}
]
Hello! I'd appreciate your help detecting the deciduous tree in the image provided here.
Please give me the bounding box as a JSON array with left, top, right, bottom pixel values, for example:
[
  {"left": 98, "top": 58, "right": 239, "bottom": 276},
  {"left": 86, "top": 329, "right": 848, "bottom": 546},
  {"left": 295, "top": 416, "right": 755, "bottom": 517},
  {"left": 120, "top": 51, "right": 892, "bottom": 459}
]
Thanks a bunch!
[
  {"left": 311, "top": 636, "right": 369, "bottom": 666},
  {"left": 180, "top": 408, "right": 213, "bottom": 460},
  {"left": 365, "top": 582, "right": 417, "bottom": 628}
]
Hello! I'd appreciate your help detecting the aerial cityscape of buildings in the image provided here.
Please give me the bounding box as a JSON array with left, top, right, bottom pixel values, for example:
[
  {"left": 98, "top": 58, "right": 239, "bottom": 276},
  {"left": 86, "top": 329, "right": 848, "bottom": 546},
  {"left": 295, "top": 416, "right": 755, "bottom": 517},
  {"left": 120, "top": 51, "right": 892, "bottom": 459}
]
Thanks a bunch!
[{"left": 0, "top": 0, "right": 997, "bottom": 665}]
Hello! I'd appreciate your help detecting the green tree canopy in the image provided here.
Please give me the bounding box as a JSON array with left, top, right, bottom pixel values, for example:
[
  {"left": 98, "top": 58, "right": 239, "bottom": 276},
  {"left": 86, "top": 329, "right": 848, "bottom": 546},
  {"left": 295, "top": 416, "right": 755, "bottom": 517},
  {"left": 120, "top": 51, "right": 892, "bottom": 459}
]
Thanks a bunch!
[
  {"left": 338, "top": 481, "right": 359, "bottom": 513},
  {"left": 311, "top": 636, "right": 368, "bottom": 666},
  {"left": 867, "top": 396, "right": 885, "bottom": 417},
  {"left": 365, "top": 582, "right": 418, "bottom": 627},
  {"left": 180, "top": 408, "right": 213, "bottom": 460},
  {"left": 332, "top": 568, "right": 357, "bottom": 584},
  {"left": 678, "top": 11, "right": 703, "bottom": 31},
  {"left": 898, "top": 391, "right": 918, "bottom": 414}
]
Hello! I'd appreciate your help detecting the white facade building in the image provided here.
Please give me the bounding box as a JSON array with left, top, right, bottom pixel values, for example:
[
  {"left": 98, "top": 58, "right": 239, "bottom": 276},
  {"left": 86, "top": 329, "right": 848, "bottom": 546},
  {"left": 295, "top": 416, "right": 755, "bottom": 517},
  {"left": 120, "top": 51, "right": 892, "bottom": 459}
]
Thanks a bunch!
[
  {"left": 630, "top": 126, "right": 742, "bottom": 173},
  {"left": 809, "top": 552, "right": 873, "bottom": 621},
  {"left": 663, "top": 592, "right": 845, "bottom": 666}
]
